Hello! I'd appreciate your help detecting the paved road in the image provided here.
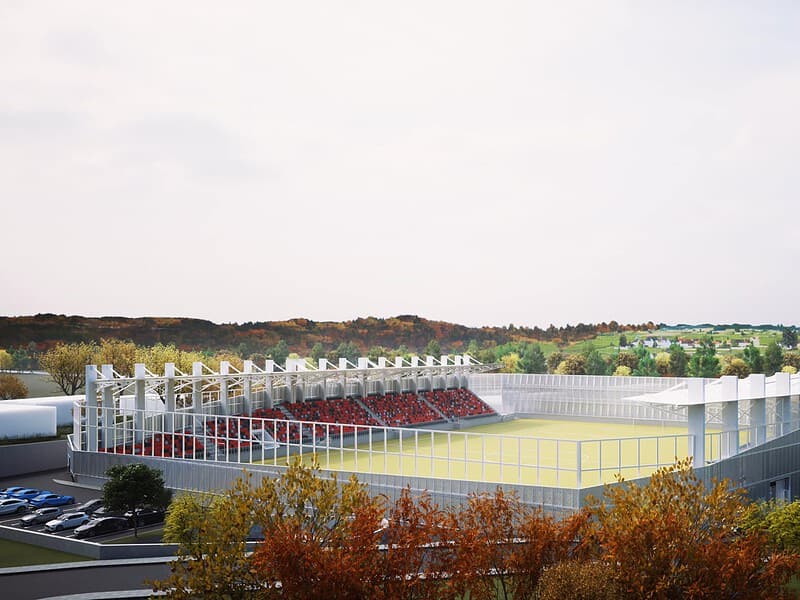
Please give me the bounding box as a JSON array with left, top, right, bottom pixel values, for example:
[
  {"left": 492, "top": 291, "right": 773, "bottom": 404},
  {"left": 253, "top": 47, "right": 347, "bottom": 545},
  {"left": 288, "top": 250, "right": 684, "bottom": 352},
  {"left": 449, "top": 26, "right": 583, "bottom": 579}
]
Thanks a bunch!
[{"left": 1, "top": 560, "right": 172, "bottom": 600}]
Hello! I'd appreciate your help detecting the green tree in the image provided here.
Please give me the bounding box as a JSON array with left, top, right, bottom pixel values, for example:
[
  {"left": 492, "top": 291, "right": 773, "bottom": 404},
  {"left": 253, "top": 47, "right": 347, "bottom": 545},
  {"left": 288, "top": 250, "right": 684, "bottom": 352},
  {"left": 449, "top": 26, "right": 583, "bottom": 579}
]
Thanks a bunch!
[
  {"left": 743, "top": 343, "right": 764, "bottom": 374},
  {"left": 424, "top": 338, "right": 441, "bottom": 357},
  {"left": 10, "top": 347, "right": 31, "bottom": 371},
  {"left": 270, "top": 339, "right": 290, "bottom": 366},
  {"left": 584, "top": 349, "right": 608, "bottom": 376},
  {"left": 668, "top": 343, "right": 688, "bottom": 377},
  {"left": 0, "top": 374, "right": 28, "bottom": 399},
  {"left": 546, "top": 351, "right": 565, "bottom": 374},
  {"left": 335, "top": 341, "right": 360, "bottom": 365},
  {"left": 618, "top": 333, "right": 628, "bottom": 348},
  {"left": 40, "top": 342, "right": 98, "bottom": 395},
  {"left": 103, "top": 463, "right": 170, "bottom": 537},
  {"left": 764, "top": 341, "right": 784, "bottom": 376},
  {"left": 519, "top": 344, "right": 546, "bottom": 374},
  {"left": 309, "top": 342, "right": 325, "bottom": 362},
  {"left": 632, "top": 345, "right": 658, "bottom": 377},
  {"left": 781, "top": 326, "right": 797, "bottom": 350},
  {"left": 689, "top": 337, "right": 720, "bottom": 378}
]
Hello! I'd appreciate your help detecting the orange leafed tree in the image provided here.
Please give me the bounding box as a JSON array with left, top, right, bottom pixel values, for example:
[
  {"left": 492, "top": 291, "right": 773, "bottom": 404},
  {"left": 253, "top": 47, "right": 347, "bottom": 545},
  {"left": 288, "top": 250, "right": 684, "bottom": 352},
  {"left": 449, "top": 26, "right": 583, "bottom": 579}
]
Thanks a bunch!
[
  {"left": 445, "top": 488, "right": 592, "bottom": 600},
  {"left": 372, "top": 487, "right": 450, "bottom": 600},
  {"left": 586, "top": 457, "right": 800, "bottom": 599}
]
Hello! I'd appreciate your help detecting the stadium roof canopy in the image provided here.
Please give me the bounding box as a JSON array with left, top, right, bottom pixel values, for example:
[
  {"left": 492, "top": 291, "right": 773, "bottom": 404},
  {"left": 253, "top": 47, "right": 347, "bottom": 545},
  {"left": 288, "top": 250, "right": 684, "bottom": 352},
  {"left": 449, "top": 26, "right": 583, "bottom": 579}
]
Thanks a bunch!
[{"left": 624, "top": 372, "right": 800, "bottom": 406}]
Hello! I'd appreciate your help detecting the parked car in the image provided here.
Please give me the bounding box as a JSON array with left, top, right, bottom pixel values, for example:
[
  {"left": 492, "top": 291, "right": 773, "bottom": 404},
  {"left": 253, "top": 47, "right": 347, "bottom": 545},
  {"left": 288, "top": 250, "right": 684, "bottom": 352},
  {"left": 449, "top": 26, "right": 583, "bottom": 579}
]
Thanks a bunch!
[
  {"left": 45, "top": 512, "right": 90, "bottom": 532},
  {"left": 73, "top": 499, "right": 104, "bottom": 515},
  {"left": 0, "top": 498, "right": 30, "bottom": 515},
  {"left": 10, "top": 488, "right": 49, "bottom": 501},
  {"left": 124, "top": 507, "right": 165, "bottom": 526},
  {"left": 0, "top": 486, "right": 27, "bottom": 498},
  {"left": 74, "top": 517, "right": 129, "bottom": 539},
  {"left": 92, "top": 505, "right": 123, "bottom": 518},
  {"left": 20, "top": 506, "right": 62, "bottom": 527},
  {"left": 28, "top": 493, "right": 75, "bottom": 508}
]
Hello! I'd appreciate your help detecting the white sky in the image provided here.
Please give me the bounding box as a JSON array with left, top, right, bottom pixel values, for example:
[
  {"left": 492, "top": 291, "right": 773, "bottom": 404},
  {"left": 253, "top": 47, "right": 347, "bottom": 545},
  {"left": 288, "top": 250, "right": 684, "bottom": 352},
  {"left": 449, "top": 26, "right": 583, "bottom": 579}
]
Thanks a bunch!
[{"left": 1, "top": 1, "right": 798, "bottom": 328}]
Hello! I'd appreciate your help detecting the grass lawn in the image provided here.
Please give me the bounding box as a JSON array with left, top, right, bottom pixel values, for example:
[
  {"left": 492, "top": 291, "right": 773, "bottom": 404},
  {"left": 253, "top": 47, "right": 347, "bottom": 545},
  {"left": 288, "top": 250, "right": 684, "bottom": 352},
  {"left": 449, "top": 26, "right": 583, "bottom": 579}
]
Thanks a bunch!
[
  {"left": 255, "top": 419, "right": 703, "bottom": 489},
  {"left": 0, "top": 539, "right": 90, "bottom": 568},
  {"left": 6, "top": 372, "right": 64, "bottom": 398}
]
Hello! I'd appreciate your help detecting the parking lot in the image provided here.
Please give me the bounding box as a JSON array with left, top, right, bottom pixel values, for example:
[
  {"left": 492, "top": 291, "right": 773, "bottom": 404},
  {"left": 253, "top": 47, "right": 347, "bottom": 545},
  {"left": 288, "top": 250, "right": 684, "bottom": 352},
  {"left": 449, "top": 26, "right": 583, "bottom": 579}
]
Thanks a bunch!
[{"left": 0, "top": 469, "right": 164, "bottom": 542}]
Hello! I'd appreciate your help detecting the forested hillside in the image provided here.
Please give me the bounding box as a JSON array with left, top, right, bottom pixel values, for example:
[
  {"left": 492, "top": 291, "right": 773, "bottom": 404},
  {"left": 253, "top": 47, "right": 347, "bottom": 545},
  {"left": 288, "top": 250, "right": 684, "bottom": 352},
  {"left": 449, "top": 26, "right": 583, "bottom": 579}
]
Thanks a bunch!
[{"left": 0, "top": 314, "right": 653, "bottom": 356}]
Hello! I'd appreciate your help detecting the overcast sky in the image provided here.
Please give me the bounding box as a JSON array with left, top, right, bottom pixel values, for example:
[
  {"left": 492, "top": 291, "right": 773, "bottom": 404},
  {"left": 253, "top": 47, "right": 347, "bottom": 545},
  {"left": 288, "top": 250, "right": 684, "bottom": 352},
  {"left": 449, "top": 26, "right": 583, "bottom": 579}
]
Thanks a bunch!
[{"left": 1, "top": 2, "right": 798, "bottom": 329}]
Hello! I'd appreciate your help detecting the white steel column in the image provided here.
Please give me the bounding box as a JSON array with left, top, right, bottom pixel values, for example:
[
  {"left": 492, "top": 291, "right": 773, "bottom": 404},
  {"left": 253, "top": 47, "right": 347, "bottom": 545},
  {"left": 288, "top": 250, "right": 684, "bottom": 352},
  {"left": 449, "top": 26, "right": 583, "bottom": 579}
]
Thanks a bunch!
[
  {"left": 101, "top": 364, "right": 115, "bottom": 450},
  {"left": 720, "top": 375, "right": 739, "bottom": 458},
  {"left": 775, "top": 372, "right": 791, "bottom": 437},
  {"left": 265, "top": 360, "right": 275, "bottom": 408},
  {"left": 319, "top": 359, "right": 328, "bottom": 400},
  {"left": 749, "top": 374, "right": 766, "bottom": 445},
  {"left": 134, "top": 363, "right": 146, "bottom": 442},
  {"left": 192, "top": 362, "right": 203, "bottom": 420},
  {"left": 86, "top": 365, "right": 98, "bottom": 452},
  {"left": 687, "top": 379, "right": 705, "bottom": 467},
  {"left": 219, "top": 361, "right": 230, "bottom": 415},
  {"left": 243, "top": 360, "right": 253, "bottom": 415},
  {"left": 164, "top": 362, "right": 176, "bottom": 431}
]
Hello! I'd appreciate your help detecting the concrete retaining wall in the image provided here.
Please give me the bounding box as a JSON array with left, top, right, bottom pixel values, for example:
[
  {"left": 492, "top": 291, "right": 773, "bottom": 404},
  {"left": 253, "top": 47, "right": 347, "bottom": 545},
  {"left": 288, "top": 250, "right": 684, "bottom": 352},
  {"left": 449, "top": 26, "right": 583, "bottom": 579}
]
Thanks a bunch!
[
  {"left": 0, "top": 524, "right": 260, "bottom": 560},
  {"left": 0, "top": 439, "right": 68, "bottom": 478}
]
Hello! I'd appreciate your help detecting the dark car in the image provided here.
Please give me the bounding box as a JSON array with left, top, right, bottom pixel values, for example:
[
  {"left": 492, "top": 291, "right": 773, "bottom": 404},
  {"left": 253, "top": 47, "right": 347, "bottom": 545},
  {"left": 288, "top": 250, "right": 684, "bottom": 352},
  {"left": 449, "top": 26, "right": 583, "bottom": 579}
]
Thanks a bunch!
[
  {"left": 123, "top": 507, "right": 165, "bottom": 526},
  {"left": 74, "top": 517, "right": 130, "bottom": 539},
  {"left": 74, "top": 499, "right": 104, "bottom": 515},
  {"left": 91, "top": 505, "right": 123, "bottom": 518}
]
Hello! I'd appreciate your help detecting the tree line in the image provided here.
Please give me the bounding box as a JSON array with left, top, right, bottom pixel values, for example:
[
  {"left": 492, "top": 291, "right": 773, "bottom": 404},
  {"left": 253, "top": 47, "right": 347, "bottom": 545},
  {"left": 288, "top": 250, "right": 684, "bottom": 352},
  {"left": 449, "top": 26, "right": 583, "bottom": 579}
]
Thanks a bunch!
[
  {"left": 151, "top": 458, "right": 800, "bottom": 599},
  {"left": 494, "top": 336, "right": 800, "bottom": 379},
  {"left": 3, "top": 332, "right": 798, "bottom": 400}
]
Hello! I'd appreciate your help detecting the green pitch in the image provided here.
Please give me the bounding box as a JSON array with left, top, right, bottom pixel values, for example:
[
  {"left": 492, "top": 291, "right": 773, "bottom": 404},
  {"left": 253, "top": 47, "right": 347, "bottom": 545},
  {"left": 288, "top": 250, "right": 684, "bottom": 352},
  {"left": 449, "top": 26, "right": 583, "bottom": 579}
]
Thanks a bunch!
[{"left": 255, "top": 419, "right": 708, "bottom": 489}]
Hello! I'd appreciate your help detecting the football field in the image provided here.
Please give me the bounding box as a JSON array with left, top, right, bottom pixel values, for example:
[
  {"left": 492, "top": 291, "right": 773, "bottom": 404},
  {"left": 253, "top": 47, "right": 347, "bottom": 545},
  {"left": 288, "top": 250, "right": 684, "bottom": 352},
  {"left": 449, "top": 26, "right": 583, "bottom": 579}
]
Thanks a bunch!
[{"left": 256, "top": 418, "right": 707, "bottom": 488}]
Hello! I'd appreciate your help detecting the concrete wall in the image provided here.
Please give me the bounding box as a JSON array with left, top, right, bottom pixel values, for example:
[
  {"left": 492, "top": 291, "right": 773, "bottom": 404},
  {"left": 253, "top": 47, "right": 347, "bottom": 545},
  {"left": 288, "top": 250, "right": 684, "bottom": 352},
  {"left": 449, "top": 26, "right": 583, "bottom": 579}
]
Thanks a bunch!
[
  {"left": 0, "top": 439, "right": 67, "bottom": 478},
  {"left": 0, "top": 524, "right": 260, "bottom": 560}
]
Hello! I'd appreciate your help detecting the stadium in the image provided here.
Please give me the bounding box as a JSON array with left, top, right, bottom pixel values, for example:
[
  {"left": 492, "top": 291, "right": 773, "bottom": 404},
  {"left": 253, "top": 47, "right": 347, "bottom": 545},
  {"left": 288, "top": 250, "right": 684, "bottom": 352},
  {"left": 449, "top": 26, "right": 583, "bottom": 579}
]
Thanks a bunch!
[{"left": 69, "top": 356, "right": 800, "bottom": 514}]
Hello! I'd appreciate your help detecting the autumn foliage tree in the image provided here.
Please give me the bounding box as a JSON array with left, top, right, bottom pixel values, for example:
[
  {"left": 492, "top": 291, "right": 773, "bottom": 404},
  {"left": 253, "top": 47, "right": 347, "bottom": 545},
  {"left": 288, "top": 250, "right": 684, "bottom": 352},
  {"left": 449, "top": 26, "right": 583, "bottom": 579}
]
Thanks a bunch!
[
  {"left": 445, "top": 488, "right": 590, "bottom": 600},
  {"left": 0, "top": 373, "right": 28, "bottom": 399},
  {"left": 40, "top": 341, "right": 97, "bottom": 394},
  {"left": 154, "top": 460, "right": 800, "bottom": 600},
  {"left": 585, "top": 457, "right": 799, "bottom": 599}
]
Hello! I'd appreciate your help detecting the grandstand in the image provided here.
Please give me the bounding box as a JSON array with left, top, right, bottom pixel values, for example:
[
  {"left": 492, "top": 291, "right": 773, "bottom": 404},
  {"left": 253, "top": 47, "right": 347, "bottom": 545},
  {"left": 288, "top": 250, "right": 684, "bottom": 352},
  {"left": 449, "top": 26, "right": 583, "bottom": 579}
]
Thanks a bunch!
[{"left": 70, "top": 357, "right": 800, "bottom": 514}]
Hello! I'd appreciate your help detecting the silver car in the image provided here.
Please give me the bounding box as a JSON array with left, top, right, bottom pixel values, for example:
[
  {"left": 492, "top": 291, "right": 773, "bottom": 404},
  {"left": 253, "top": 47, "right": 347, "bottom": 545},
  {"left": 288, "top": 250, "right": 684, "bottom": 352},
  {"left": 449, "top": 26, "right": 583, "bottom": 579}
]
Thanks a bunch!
[
  {"left": 0, "top": 498, "right": 29, "bottom": 515},
  {"left": 20, "top": 506, "right": 62, "bottom": 527},
  {"left": 45, "top": 511, "right": 90, "bottom": 532}
]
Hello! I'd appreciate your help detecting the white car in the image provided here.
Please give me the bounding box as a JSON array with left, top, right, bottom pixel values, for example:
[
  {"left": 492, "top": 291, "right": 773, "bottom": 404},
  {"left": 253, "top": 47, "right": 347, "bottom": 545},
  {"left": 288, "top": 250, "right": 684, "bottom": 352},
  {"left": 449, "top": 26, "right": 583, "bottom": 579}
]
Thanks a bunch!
[
  {"left": 45, "top": 511, "right": 90, "bottom": 532},
  {"left": 0, "top": 498, "right": 29, "bottom": 515}
]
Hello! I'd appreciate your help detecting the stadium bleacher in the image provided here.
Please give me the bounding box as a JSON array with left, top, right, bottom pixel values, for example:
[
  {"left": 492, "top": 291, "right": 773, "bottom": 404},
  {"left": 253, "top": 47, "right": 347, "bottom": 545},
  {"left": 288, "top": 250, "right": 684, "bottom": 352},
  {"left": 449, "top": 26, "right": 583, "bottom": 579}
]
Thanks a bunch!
[{"left": 99, "top": 389, "right": 494, "bottom": 456}]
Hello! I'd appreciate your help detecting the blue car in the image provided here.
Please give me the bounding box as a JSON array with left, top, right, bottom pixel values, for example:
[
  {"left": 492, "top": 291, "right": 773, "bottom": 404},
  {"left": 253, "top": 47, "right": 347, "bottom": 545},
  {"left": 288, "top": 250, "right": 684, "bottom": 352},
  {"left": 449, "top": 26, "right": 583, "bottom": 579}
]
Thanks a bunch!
[
  {"left": 10, "top": 489, "right": 50, "bottom": 501},
  {"left": 28, "top": 493, "right": 75, "bottom": 508},
  {"left": 0, "top": 486, "right": 27, "bottom": 498}
]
